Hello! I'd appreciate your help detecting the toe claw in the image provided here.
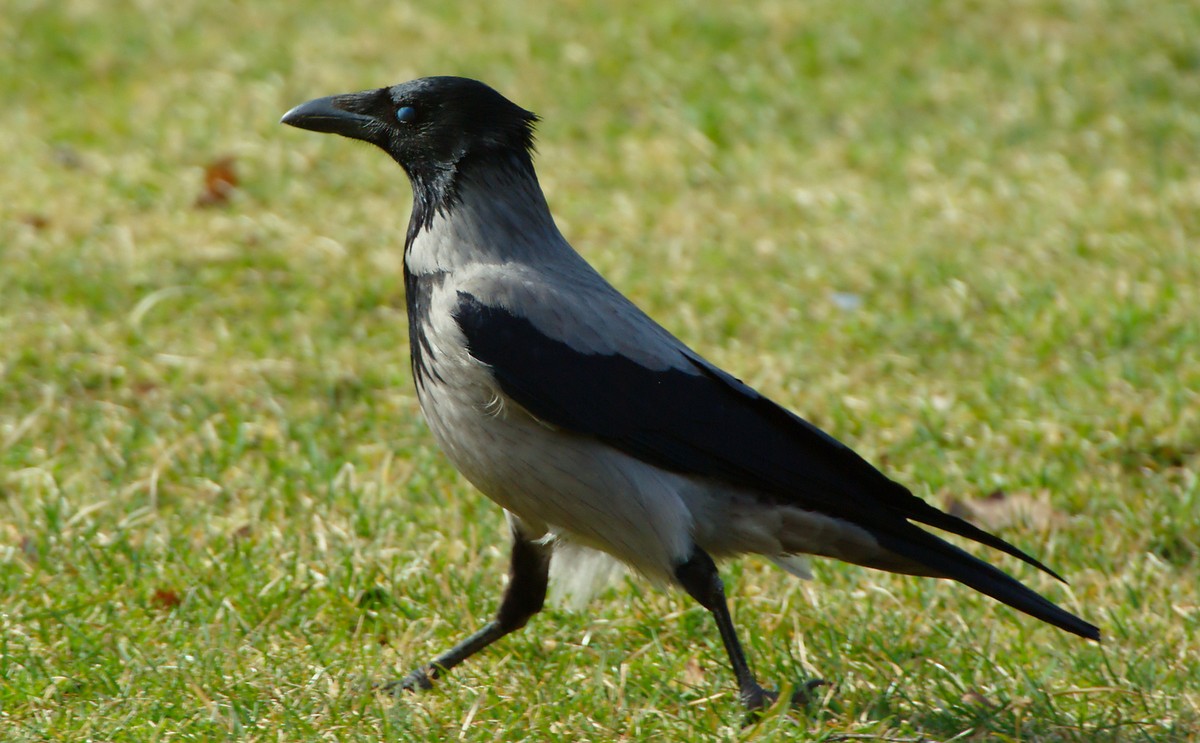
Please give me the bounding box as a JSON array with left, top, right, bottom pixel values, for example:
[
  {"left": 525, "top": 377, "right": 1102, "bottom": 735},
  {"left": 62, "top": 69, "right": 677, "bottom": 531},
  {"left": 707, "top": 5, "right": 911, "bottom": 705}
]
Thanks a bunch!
[
  {"left": 377, "top": 667, "right": 435, "bottom": 696},
  {"left": 742, "top": 678, "right": 829, "bottom": 718},
  {"left": 791, "top": 678, "right": 827, "bottom": 705}
]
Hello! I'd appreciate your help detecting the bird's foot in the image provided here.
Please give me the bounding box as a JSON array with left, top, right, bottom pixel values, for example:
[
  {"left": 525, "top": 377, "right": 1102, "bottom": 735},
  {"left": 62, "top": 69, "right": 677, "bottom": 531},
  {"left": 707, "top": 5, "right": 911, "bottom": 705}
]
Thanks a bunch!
[
  {"left": 377, "top": 666, "right": 436, "bottom": 696},
  {"left": 742, "top": 678, "right": 827, "bottom": 715}
]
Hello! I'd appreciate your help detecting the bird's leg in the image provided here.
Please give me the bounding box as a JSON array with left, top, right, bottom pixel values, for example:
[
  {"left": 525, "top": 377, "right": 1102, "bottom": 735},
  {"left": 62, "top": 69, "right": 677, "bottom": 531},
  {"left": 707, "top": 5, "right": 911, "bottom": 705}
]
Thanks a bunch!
[
  {"left": 382, "top": 525, "right": 550, "bottom": 694},
  {"left": 674, "top": 547, "right": 824, "bottom": 712}
]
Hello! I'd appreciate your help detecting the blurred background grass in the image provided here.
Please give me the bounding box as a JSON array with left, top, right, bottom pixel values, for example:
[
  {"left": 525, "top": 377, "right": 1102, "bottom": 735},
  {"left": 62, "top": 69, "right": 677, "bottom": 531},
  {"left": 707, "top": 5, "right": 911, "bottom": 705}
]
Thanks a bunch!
[{"left": 2, "top": 0, "right": 1198, "bottom": 739}]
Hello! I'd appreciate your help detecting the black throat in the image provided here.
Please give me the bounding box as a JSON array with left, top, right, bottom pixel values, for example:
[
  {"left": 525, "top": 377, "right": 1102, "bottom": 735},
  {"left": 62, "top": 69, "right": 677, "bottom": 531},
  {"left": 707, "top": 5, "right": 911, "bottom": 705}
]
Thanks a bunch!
[
  {"left": 402, "top": 147, "right": 537, "bottom": 253},
  {"left": 399, "top": 140, "right": 542, "bottom": 393}
]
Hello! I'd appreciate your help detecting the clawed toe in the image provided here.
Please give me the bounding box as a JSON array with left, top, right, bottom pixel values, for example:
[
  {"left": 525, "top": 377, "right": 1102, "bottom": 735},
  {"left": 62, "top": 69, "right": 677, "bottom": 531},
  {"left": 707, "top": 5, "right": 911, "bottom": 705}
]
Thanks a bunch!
[
  {"left": 377, "top": 668, "right": 435, "bottom": 696},
  {"left": 742, "top": 678, "right": 828, "bottom": 716},
  {"left": 790, "top": 678, "right": 828, "bottom": 705}
]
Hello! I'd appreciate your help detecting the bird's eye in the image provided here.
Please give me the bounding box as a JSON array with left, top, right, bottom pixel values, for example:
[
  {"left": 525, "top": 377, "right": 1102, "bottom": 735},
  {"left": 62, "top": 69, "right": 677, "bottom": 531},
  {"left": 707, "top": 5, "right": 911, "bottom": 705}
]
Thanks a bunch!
[{"left": 396, "top": 106, "right": 417, "bottom": 123}]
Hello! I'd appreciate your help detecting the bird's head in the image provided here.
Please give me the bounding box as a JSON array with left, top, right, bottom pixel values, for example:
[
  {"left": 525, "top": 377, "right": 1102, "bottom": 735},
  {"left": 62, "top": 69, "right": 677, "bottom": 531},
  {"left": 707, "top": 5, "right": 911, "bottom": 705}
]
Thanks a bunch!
[{"left": 281, "top": 76, "right": 538, "bottom": 186}]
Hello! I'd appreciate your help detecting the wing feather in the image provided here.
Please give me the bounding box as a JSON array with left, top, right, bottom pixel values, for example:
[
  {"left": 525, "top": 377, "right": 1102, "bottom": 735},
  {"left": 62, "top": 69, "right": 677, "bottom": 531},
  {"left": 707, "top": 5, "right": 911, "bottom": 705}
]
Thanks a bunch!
[{"left": 451, "top": 291, "right": 1099, "bottom": 640}]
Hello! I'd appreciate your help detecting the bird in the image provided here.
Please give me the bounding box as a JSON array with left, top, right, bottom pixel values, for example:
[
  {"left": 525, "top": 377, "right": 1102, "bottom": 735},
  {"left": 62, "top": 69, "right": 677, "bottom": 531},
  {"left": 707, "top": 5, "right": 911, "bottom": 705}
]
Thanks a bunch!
[{"left": 281, "top": 76, "right": 1100, "bottom": 712}]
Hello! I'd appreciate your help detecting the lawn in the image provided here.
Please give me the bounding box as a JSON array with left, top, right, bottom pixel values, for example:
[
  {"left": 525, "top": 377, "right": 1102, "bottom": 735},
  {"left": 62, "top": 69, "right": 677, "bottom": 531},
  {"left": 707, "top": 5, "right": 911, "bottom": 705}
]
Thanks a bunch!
[{"left": 2, "top": 0, "right": 1198, "bottom": 739}]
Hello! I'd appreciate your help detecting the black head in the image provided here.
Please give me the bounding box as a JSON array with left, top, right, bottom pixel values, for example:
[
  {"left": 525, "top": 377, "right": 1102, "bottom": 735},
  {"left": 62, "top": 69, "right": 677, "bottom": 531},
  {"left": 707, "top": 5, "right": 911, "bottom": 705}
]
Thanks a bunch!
[{"left": 281, "top": 76, "right": 538, "bottom": 184}]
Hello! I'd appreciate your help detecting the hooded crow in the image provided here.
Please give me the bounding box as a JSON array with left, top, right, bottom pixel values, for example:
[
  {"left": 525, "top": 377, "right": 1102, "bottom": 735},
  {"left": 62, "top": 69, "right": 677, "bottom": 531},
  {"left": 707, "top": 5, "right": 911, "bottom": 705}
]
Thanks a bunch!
[{"left": 281, "top": 76, "right": 1099, "bottom": 711}]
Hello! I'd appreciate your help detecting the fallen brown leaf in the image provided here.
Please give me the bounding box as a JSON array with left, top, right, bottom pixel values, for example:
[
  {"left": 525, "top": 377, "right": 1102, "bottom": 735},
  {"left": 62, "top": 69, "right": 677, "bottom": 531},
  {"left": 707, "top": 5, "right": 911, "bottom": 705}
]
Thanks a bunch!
[
  {"left": 20, "top": 213, "right": 50, "bottom": 229},
  {"left": 152, "top": 588, "right": 182, "bottom": 610},
  {"left": 195, "top": 156, "right": 238, "bottom": 207}
]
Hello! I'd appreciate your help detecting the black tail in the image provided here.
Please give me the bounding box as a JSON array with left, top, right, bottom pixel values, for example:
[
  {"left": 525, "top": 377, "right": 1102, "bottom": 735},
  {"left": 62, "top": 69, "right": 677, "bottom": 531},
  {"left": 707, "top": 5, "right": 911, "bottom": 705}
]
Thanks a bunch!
[{"left": 876, "top": 528, "right": 1101, "bottom": 641}]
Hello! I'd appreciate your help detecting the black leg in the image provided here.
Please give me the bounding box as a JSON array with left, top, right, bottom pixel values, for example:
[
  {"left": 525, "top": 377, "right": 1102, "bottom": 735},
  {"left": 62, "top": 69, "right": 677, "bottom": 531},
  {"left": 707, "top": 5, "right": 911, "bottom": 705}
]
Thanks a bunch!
[
  {"left": 382, "top": 525, "right": 550, "bottom": 694},
  {"left": 675, "top": 547, "right": 824, "bottom": 712}
]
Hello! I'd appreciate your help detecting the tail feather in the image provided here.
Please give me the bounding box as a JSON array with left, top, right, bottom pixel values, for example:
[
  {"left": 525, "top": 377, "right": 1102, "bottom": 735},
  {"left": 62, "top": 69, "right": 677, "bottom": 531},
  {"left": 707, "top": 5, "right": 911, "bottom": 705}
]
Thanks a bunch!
[
  {"left": 899, "top": 498, "right": 1067, "bottom": 583},
  {"left": 875, "top": 528, "right": 1100, "bottom": 641}
]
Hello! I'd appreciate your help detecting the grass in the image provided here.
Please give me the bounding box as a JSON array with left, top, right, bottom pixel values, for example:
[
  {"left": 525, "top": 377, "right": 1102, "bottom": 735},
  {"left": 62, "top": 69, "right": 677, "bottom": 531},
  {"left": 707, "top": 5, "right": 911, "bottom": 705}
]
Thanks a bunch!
[{"left": 2, "top": 0, "right": 1198, "bottom": 739}]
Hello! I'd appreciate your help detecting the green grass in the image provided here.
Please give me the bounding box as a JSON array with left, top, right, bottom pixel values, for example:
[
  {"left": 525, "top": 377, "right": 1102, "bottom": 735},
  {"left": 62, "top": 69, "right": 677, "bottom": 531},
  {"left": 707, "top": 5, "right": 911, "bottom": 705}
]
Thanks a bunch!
[{"left": 2, "top": 0, "right": 1198, "bottom": 739}]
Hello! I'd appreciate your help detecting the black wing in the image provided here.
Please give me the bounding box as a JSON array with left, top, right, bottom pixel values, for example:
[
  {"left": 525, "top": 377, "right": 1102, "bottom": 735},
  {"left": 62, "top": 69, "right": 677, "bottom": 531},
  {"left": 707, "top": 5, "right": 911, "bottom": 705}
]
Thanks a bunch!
[{"left": 453, "top": 292, "right": 1099, "bottom": 640}]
